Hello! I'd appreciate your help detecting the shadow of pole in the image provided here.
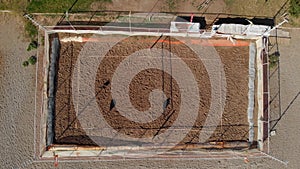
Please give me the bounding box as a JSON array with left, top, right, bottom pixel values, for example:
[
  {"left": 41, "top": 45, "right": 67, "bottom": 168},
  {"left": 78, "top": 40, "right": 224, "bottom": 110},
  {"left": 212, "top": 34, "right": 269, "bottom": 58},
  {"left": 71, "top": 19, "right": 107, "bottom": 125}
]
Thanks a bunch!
[
  {"left": 273, "top": 0, "right": 290, "bottom": 20},
  {"left": 57, "top": 0, "right": 80, "bottom": 25},
  {"left": 270, "top": 91, "right": 300, "bottom": 132},
  {"left": 56, "top": 80, "right": 110, "bottom": 140}
]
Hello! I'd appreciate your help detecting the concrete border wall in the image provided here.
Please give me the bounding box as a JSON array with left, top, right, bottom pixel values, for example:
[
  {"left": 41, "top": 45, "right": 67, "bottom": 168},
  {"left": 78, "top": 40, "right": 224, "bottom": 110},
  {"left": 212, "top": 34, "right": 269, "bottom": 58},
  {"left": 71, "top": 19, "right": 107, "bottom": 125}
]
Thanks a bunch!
[
  {"left": 46, "top": 37, "right": 60, "bottom": 146},
  {"left": 38, "top": 31, "right": 50, "bottom": 157},
  {"left": 248, "top": 42, "right": 256, "bottom": 143}
]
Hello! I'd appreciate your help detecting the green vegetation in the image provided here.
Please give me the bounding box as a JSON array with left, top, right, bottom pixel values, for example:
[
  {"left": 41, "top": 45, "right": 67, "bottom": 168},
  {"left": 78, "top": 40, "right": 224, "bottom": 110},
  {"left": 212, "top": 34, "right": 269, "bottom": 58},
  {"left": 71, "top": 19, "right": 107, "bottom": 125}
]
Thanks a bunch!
[
  {"left": 224, "top": 0, "right": 287, "bottom": 17},
  {"left": 1, "top": 0, "right": 112, "bottom": 12},
  {"left": 28, "top": 56, "right": 37, "bottom": 65},
  {"left": 22, "top": 61, "right": 29, "bottom": 67},
  {"left": 289, "top": 0, "right": 300, "bottom": 18},
  {"left": 0, "top": 0, "right": 28, "bottom": 11},
  {"left": 26, "top": 0, "right": 112, "bottom": 13},
  {"left": 25, "top": 21, "right": 38, "bottom": 41},
  {"left": 269, "top": 52, "right": 280, "bottom": 69},
  {"left": 224, "top": 0, "right": 235, "bottom": 6},
  {"left": 27, "top": 41, "right": 38, "bottom": 51},
  {"left": 22, "top": 56, "right": 37, "bottom": 68},
  {"left": 289, "top": 17, "right": 300, "bottom": 26},
  {"left": 167, "top": 0, "right": 178, "bottom": 12}
]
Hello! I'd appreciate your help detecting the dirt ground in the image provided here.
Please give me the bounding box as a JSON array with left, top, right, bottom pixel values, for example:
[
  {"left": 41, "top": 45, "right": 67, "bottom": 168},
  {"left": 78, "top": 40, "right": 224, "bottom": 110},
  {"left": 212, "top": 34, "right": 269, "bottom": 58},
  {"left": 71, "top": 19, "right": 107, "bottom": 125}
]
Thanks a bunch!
[
  {"left": 32, "top": 0, "right": 226, "bottom": 27},
  {"left": 54, "top": 35, "right": 250, "bottom": 147},
  {"left": 0, "top": 13, "right": 36, "bottom": 168},
  {"left": 267, "top": 28, "right": 300, "bottom": 169},
  {"left": 101, "top": 0, "right": 226, "bottom": 13},
  {"left": 225, "top": 0, "right": 287, "bottom": 17}
]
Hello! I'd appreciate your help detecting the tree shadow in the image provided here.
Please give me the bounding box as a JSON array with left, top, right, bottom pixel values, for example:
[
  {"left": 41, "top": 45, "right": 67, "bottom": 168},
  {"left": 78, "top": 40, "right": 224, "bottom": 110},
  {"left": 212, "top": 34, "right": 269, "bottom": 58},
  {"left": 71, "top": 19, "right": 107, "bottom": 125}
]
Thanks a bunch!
[{"left": 56, "top": 135, "right": 149, "bottom": 147}]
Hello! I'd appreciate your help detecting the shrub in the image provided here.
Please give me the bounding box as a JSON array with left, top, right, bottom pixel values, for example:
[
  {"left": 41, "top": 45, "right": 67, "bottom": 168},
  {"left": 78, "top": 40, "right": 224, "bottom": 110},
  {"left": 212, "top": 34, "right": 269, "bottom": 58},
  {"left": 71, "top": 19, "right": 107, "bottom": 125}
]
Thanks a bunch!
[
  {"left": 25, "top": 21, "right": 38, "bottom": 41},
  {"left": 22, "top": 61, "right": 29, "bottom": 67},
  {"left": 269, "top": 52, "right": 279, "bottom": 69},
  {"left": 28, "top": 56, "right": 37, "bottom": 65},
  {"left": 289, "top": 0, "right": 300, "bottom": 18},
  {"left": 27, "top": 41, "right": 38, "bottom": 51}
]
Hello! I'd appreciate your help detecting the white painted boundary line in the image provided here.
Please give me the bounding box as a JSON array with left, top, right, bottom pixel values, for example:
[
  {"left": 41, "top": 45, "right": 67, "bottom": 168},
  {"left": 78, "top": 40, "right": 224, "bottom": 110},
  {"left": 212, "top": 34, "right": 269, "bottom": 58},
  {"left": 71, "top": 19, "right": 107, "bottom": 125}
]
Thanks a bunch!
[
  {"left": 47, "top": 29, "right": 204, "bottom": 38},
  {"left": 44, "top": 27, "right": 264, "bottom": 40}
]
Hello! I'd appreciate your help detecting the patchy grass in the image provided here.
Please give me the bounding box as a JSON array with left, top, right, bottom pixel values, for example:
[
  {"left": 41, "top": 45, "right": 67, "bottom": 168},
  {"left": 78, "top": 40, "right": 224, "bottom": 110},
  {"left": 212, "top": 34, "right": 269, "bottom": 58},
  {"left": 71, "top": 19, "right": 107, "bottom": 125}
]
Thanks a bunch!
[
  {"left": 224, "top": 0, "right": 235, "bottom": 7},
  {"left": 289, "top": 16, "right": 300, "bottom": 26},
  {"left": 269, "top": 52, "right": 280, "bottom": 69},
  {"left": 26, "top": 0, "right": 112, "bottom": 13},
  {"left": 289, "top": 0, "right": 300, "bottom": 17},
  {"left": 225, "top": 0, "right": 287, "bottom": 17},
  {"left": 0, "top": 0, "right": 28, "bottom": 11},
  {"left": 0, "top": 0, "right": 111, "bottom": 12},
  {"left": 224, "top": 0, "right": 300, "bottom": 27},
  {"left": 24, "top": 20, "right": 38, "bottom": 41},
  {"left": 167, "top": 0, "right": 179, "bottom": 12}
]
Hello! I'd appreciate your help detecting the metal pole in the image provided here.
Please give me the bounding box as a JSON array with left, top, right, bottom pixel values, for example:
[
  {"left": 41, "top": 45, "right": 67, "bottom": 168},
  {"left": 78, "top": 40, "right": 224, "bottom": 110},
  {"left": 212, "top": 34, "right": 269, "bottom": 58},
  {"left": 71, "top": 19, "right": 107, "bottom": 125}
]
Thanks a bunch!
[{"left": 23, "top": 13, "right": 47, "bottom": 31}]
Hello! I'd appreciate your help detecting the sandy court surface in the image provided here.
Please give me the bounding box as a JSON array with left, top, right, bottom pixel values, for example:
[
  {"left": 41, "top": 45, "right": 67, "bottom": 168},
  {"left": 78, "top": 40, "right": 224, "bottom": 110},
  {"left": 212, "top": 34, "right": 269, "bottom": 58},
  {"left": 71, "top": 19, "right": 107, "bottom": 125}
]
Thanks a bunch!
[
  {"left": 1, "top": 13, "right": 300, "bottom": 169},
  {"left": 54, "top": 35, "right": 250, "bottom": 147}
]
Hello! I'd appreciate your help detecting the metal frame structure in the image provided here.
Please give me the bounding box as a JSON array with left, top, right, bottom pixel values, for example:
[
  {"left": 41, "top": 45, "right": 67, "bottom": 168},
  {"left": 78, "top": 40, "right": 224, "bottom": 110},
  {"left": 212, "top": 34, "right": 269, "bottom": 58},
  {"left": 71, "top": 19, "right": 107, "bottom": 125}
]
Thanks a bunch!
[{"left": 25, "top": 12, "right": 288, "bottom": 166}]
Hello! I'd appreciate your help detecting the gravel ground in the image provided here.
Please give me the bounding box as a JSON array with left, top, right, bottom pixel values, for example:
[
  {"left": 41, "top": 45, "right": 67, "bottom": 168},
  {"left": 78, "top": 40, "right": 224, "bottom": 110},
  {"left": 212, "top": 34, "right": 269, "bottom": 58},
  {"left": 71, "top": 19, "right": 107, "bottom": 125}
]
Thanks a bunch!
[
  {"left": 55, "top": 36, "right": 249, "bottom": 146},
  {"left": 0, "top": 13, "right": 299, "bottom": 169},
  {"left": 0, "top": 13, "right": 36, "bottom": 168},
  {"left": 267, "top": 29, "right": 300, "bottom": 169}
]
